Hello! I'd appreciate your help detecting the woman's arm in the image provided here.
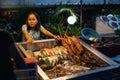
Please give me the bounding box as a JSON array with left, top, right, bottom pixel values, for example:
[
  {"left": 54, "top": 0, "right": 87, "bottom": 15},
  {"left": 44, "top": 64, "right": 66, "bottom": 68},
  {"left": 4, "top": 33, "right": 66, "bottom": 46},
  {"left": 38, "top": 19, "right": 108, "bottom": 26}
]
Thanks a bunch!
[
  {"left": 41, "top": 28, "right": 55, "bottom": 37},
  {"left": 22, "top": 30, "right": 33, "bottom": 44},
  {"left": 41, "top": 28, "right": 60, "bottom": 40},
  {"left": 22, "top": 24, "right": 33, "bottom": 44}
]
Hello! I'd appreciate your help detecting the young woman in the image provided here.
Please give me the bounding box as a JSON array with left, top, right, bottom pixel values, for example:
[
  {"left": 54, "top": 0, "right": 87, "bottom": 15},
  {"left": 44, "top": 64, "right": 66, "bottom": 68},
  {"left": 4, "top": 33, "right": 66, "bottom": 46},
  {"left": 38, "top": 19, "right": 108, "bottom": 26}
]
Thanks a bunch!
[{"left": 22, "top": 11, "right": 60, "bottom": 44}]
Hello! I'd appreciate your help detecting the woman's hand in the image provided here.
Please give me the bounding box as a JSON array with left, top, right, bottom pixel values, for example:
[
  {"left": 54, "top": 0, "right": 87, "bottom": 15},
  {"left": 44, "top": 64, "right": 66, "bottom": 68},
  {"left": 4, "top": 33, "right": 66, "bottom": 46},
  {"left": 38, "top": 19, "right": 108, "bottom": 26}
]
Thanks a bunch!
[
  {"left": 53, "top": 35, "right": 61, "bottom": 40},
  {"left": 27, "top": 38, "right": 33, "bottom": 44}
]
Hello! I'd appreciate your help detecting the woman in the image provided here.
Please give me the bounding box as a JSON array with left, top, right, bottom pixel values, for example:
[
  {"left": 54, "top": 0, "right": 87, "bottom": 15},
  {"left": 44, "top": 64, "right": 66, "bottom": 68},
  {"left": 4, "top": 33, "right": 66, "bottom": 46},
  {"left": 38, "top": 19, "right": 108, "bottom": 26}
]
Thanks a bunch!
[
  {"left": 0, "top": 29, "right": 26, "bottom": 80},
  {"left": 22, "top": 11, "right": 60, "bottom": 44}
]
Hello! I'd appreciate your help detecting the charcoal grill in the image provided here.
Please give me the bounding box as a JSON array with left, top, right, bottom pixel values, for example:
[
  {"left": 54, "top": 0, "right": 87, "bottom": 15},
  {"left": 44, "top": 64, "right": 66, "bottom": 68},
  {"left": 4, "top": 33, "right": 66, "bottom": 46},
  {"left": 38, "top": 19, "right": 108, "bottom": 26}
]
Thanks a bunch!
[{"left": 17, "top": 38, "right": 119, "bottom": 80}]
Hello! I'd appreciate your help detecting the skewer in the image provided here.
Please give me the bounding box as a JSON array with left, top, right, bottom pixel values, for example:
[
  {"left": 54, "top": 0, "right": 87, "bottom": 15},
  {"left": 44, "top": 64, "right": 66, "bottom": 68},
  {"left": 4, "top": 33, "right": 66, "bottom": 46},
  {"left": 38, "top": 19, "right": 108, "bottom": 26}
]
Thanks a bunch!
[
  {"left": 57, "top": 23, "right": 62, "bottom": 38},
  {"left": 64, "top": 24, "right": 70, "bottom": 36}
]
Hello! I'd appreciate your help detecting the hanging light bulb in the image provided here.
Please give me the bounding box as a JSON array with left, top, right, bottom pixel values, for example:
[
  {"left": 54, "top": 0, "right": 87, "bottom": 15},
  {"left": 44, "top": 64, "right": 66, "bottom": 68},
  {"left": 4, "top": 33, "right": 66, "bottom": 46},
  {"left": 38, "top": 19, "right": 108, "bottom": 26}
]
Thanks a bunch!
[
  {"left": 67, "top": 15, "right": 77, "bottom": 25},
  {"left": 56, "top": 8, "right": 77, "bottom": 25}
]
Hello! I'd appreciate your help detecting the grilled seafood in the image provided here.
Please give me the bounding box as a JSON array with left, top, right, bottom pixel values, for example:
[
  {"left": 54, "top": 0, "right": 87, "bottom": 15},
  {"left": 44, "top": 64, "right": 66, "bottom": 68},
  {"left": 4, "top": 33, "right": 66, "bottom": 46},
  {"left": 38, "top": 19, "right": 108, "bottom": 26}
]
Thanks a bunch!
[
  {"left": 39, "top": 46, "right": 68, "bottom": 57},
  {"left": 36, "top": 46, "right": 69, "bottom": 66},
  {"left": 61, "top": 35, "right": 84, "bottom": 56},
  {"left": 61, "top": 38, "right": 74, "bottom": 55}
]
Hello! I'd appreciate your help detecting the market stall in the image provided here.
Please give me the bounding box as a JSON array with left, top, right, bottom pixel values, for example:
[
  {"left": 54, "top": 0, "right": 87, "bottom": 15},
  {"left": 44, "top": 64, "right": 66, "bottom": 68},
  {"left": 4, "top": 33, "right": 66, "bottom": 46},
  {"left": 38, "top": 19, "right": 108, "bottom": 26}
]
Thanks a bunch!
[{"left": 17, "top": 38, "right": 119, "bottom": 80}]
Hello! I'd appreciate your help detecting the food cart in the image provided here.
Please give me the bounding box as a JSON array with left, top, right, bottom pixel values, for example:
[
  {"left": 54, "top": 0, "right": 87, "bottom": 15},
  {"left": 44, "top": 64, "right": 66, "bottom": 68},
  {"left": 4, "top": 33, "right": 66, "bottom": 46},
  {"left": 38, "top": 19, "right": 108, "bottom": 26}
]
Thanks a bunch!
[{"left": 16, "top": 38, "right": 119, "bottom": 80}]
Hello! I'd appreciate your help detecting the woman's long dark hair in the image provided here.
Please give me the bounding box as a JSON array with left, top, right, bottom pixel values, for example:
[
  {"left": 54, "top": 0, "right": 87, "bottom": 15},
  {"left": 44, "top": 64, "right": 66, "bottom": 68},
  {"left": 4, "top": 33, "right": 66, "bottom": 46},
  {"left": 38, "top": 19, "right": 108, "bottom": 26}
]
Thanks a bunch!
[{"left": 26, "top": 11, "right": 41, "bottom": 31}]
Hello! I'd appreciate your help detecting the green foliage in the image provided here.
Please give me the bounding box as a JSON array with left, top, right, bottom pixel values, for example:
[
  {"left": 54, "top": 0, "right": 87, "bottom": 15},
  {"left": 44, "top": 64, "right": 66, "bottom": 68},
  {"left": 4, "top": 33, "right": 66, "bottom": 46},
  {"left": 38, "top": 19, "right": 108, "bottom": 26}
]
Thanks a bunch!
[
  {"left": 40, "top": 7, "right": 81, "bottom": 38},
  {"left": 68, "top": 26, "right": 81, "bottom": 36},
  {"left": 110, "top": 8, "right": 120, "bottom": 15}
]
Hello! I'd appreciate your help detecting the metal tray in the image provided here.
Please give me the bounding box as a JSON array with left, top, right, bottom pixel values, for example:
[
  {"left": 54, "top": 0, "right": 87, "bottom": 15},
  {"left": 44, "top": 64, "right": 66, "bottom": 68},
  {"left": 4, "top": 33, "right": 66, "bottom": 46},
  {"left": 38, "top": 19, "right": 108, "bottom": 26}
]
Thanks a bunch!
[{"left": 17, "top": 39, "right": 119, "bottom": 80}]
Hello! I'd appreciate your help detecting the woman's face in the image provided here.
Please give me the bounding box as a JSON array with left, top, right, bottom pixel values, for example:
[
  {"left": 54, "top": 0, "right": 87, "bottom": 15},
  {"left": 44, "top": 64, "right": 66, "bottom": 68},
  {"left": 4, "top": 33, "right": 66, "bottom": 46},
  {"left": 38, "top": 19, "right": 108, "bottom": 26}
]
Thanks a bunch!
[{"left": 27, "top": 14, "right": 38, "bottom": 28}]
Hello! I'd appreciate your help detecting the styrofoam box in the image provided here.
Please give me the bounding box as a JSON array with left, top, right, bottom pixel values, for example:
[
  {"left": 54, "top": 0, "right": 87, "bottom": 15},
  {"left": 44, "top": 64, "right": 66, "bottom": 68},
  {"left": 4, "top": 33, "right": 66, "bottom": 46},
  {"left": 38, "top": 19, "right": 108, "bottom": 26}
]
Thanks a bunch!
[{"left": 96, "top": 17, "right": 114, "bottom": 35}]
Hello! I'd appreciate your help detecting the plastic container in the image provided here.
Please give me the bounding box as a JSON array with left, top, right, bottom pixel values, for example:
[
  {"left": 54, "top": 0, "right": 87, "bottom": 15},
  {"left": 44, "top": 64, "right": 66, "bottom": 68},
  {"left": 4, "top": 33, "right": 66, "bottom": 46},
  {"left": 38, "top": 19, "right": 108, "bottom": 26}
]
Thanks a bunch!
[{"left": 81, "top": 28, "right": 102, "bottom": 43}]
